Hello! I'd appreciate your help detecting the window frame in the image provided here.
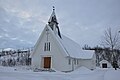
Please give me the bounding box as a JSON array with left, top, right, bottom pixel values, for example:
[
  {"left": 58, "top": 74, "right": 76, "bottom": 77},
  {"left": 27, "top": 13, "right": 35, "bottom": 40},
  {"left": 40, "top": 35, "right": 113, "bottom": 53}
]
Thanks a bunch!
[{"left": 44, "top": 42, "right": 51, "bottom": 51}]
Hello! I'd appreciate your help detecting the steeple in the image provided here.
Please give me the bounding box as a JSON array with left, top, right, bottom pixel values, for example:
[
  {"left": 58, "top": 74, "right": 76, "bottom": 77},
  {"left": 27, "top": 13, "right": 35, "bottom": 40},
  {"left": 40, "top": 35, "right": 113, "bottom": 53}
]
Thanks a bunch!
[
  {"left": 48, "top": 6, "right": 58, "bottom": 28},
  {"left": 48, "top": 6, "right": 62, "bottom": 38}
]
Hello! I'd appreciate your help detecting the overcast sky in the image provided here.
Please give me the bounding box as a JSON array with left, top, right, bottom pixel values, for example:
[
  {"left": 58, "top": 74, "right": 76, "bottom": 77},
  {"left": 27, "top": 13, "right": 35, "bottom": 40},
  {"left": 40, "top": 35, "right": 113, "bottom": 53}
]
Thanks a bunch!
[{"left": 0, "top": 0, "right": 120, "bottom": 49}]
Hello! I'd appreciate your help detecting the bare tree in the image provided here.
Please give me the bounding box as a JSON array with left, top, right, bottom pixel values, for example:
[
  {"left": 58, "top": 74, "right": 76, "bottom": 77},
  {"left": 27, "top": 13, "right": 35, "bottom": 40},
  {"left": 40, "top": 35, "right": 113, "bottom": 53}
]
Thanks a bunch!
[{"left": 102, "top": 27, "right": 120, "bottom": 70}]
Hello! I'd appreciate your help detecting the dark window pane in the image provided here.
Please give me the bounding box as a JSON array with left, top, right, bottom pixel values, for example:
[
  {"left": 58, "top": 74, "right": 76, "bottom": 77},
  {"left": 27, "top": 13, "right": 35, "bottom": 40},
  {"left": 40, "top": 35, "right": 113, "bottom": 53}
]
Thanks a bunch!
[{"left": 49, "top": 42, "right": 50, "bottom": 51}]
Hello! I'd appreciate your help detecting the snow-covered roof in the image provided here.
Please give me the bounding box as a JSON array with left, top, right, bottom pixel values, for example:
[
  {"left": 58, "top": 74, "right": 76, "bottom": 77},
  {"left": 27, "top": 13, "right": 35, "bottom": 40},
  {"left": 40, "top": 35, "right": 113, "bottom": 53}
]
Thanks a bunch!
[
  {"left": 3, "top": 48, "right": 15, "bottom": 51},
  {"left": 100, "top": 60, "right": 110, "bottom": 63},
  {"left": 59, "top": 34, "right": 94, "bottom": 59},
  {"left": 47, "top": 25, "right": 94, "bottom": 59},
  {"left": 20, "top": 49, "right": 29, "bottom": 52}
]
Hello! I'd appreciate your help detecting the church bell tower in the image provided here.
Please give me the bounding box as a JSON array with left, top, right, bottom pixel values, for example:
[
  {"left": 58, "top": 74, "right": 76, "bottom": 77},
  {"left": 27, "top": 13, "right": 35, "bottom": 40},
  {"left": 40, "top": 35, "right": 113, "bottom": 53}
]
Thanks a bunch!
[{"left": 48, "top": 6, "right": 62, "bottom": 38}]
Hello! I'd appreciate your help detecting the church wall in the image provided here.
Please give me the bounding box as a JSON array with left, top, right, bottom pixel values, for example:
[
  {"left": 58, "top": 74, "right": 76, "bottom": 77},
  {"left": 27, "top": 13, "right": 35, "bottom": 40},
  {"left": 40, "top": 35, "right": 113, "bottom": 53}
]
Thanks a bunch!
[
  {"left": 32, "top": 27, "right": 72, "bottom": 71},
  {"left": 32, "top": 28, "right": 96, "bottom": 71},
  {"left": 78, "top": 54, "right": 96, "bottom": 70},
  {"left": 79, "top": 59, "right": 94, "bottom": 70}
]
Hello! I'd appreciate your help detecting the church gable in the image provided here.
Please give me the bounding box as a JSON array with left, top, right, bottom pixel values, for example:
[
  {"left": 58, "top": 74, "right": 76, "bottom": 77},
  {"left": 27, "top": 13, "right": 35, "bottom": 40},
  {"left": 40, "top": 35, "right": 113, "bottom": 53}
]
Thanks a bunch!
[{"left": 32, "top": 25, "right": 68, "bottom": 58}]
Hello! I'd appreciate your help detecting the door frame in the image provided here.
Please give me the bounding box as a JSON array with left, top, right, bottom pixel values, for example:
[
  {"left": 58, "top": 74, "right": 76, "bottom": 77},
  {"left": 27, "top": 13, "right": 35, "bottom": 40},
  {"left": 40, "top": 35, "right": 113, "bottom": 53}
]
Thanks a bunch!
[{"left": 43, "top": 57, "right": 51, "bottom": 69}]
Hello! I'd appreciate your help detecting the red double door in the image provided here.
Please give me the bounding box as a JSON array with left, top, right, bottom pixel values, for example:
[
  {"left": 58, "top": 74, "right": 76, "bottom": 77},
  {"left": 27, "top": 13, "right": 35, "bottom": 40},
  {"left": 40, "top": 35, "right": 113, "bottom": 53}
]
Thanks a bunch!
[{"left": 43, "top": 57, "right": 51, "bottom": 68}]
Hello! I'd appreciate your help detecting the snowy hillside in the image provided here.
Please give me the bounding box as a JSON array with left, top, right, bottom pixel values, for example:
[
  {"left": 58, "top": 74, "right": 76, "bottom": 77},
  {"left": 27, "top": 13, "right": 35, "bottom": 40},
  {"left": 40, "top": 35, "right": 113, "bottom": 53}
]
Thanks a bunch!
[
  {"left": 0, "top": 48, "right": 32, "bottom": 66},
  {"left": 0, "top": 66, "right": 120, "bottom": 80}
]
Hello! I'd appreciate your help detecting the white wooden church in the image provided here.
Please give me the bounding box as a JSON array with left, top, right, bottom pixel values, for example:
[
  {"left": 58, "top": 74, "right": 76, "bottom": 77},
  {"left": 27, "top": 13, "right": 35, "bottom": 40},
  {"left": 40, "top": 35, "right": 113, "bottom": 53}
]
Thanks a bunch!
[{"left": 31, "top": 8, "right": 96, "bottom": 72}]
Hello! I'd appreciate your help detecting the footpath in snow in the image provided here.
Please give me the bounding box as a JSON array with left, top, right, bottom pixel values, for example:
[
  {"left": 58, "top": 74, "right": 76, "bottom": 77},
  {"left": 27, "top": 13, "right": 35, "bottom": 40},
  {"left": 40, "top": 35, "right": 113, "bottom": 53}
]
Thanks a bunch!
[{"left": 0, "top": 66, "right": 120, "bottom": 80}]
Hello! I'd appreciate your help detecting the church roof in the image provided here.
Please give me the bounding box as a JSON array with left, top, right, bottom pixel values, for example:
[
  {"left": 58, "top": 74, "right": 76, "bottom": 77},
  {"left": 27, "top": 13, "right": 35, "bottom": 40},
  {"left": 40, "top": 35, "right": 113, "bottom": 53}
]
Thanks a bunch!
[
  {"left": 59, "top": 35, "right": 94, "bottom": 59},
  {"left": 46, "top": 25, "right": 94, "bottom": 59}
]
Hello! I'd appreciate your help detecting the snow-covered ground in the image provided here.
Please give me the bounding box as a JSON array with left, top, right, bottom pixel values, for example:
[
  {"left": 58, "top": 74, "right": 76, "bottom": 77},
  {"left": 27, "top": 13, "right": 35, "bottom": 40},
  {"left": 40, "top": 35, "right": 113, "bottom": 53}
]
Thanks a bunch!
[{"left": 0, "top": 66, "right": 120, "bottom": 80}]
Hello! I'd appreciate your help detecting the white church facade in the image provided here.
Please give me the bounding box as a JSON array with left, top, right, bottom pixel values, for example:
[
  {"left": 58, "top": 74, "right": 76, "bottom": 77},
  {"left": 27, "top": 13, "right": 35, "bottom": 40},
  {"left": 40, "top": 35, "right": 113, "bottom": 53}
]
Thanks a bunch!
[{"left": 31, "top": 8, "right": 96, "bottom": 72}]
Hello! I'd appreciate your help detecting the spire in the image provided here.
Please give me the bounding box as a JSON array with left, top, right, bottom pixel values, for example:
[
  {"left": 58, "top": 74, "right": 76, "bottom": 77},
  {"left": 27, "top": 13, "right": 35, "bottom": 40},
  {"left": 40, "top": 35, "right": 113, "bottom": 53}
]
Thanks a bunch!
[
  {"left": 48, "top": 6, "right": 58, "bottom": 25},
  {"left": 48, "top": 7, "right": 62, "bottom": 38}
]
